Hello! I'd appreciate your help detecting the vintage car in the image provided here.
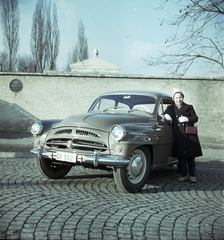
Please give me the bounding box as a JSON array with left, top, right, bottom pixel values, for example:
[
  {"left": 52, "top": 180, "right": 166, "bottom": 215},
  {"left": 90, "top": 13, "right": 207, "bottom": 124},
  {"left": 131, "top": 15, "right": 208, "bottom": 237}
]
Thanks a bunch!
[{"left": 30, "top": 90, "right": 177, "bottom": 193}]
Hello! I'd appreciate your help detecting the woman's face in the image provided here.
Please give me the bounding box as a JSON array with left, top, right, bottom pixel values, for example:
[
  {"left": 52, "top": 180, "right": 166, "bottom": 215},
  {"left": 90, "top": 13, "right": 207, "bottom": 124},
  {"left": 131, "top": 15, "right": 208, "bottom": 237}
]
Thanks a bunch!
[{"left": 174, "top": 93, "right": 184, "bottom": 107}]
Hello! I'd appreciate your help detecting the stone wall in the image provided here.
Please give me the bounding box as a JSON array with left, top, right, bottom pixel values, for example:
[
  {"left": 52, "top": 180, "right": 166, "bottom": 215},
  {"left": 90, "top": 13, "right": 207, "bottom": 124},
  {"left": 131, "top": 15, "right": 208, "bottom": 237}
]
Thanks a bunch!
[{"left": 0, "top": 72, "right": 223, "bottom": 148}]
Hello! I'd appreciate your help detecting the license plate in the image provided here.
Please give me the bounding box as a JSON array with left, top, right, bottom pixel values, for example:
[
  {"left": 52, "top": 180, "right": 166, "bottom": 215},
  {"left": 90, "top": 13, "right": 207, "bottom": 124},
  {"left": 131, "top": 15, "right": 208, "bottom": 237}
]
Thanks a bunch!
[{"left": 56, "top": 152, "right": 77, "bottom": 163}]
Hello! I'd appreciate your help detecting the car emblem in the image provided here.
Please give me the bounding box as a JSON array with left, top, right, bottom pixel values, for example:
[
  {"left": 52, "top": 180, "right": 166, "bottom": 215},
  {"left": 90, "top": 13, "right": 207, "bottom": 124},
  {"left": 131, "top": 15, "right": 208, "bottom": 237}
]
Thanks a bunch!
[{"left": 66, "top": 140, "right": 73, "bottom": 149}]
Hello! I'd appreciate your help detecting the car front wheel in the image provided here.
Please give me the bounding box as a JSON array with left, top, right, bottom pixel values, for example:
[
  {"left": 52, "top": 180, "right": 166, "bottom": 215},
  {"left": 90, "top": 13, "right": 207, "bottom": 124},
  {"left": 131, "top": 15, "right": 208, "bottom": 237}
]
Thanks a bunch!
[
  {"left": 35, "top": 157, "right": 72, "bottom": 179},
  {"left": 113, "top": 146, "right": 151, "bottom": 193}
]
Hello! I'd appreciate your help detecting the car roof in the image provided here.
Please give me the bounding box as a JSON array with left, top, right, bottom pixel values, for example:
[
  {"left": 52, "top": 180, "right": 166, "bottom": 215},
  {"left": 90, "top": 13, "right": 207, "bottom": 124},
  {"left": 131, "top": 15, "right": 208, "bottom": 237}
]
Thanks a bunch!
[{"left": 101, "top": 90, "right": 172, "bottom": 99}]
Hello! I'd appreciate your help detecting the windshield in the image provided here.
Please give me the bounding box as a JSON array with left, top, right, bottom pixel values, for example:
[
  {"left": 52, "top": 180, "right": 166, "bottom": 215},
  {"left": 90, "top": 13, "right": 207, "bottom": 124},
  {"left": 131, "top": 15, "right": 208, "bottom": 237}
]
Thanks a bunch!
[{"left": 89, "top": 94, "right": 156, "bottom": 114}]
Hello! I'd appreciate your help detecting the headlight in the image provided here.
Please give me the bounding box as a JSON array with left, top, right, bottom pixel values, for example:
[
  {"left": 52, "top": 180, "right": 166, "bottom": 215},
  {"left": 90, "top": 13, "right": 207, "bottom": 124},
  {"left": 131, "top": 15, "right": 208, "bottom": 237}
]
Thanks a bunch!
[
  {"left": 110, "top": 125, "right": 126, "bottom": 141},
  {"left": 30, "top": 121, "right": 43, "bottom": 135}
]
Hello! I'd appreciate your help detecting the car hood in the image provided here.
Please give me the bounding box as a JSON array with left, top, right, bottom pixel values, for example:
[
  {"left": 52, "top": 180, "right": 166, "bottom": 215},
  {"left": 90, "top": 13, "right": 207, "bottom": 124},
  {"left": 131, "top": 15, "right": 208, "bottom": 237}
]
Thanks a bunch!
[{"left": 55, "top": 112, "right": 153, "bottom": 132}]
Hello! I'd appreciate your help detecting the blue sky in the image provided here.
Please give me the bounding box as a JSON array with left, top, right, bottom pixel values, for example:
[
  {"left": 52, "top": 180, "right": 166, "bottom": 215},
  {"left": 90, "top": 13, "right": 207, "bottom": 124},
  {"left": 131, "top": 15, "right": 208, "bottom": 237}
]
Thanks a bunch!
[{"left": 0, "top": 0, "right": 214, "bottom": 77}]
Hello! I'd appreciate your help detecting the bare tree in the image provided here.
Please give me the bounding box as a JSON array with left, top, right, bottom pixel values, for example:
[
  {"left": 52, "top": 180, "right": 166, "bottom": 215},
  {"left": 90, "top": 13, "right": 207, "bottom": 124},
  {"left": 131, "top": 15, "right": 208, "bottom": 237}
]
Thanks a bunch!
[
  {"left": 31, "top": 0, "right": 60, "bottom": 73},
  {"left": 144, "top": 0, "right": 224, "bottom": 77},
  {"left": 1, "top": 0, "right": 20, "bottom": 72},
  {"left": 75, "top": 19, "right": 89, "bottom": 62},
  {"left": 47, "top": 2, "right": 60, "bottom": 70},
  {"left": 17, "top": 54, "right": 35, "bottom": 72},
  {"left": 66, "top": 19, "right": 89, "bottom": 71},
  {"left": 0, "top": 51, "right": 8, "bottom": 72},
  {"left": 31, "top": 0, "right": 47, "bottom": 72}
]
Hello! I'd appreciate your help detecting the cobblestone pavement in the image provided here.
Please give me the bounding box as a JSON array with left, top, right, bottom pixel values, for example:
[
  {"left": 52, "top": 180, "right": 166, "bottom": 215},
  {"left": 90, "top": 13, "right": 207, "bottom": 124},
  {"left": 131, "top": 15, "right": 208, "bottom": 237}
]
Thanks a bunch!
[{"left": 0, "top": 157, "right": 223, "bottom": 240}]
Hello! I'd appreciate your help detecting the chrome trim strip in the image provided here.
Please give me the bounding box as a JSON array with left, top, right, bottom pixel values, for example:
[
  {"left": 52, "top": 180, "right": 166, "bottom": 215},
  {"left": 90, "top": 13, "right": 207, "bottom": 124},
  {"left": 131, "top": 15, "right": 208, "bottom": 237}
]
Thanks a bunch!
[{"left": 45, "top": 141, "right": 112, "bottom": 150}]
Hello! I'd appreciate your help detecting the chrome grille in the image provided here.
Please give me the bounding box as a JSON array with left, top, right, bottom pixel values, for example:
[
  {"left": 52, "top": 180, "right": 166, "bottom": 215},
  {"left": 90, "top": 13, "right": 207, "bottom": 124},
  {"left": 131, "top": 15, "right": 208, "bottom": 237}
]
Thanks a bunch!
[
  {"left": 45, "top": 139, "right": 107, "bottom": 152},
  {"left": 76, "top": 129, "right": 100, "bottom": 138},
  {"left": 54, "top": 128, "right": 100, "bottom": 138},
  {"left": 54, "top": 129, "right": 72, "bottom": 135}
]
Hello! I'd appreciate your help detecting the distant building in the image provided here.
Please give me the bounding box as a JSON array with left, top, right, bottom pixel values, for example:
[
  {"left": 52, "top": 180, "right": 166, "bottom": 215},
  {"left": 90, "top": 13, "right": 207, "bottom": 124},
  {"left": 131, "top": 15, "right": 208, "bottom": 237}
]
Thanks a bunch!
[{"left": 70, "top": 49, "right": 121, "bottom": 74}]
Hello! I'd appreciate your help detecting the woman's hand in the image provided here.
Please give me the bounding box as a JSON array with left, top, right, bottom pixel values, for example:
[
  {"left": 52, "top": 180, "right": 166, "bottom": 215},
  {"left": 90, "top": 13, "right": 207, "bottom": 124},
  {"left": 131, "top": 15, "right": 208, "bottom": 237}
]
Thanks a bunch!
[
  {"left": 179, "top": 116, "right": 188, "bottom": 123},
  {"left": 165, "top": 114, "right": 172, "bottom": 122}
]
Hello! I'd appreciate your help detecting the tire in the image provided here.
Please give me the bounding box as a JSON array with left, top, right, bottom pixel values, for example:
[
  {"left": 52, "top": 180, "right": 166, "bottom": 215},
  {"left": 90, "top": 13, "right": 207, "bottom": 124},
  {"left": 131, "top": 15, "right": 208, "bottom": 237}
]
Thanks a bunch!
[
  {"left": 35, "top": 157, "right": 72, "bottom": 179},
  {"left": 113, "top": 146, "right": 151, "bottom": 193}
]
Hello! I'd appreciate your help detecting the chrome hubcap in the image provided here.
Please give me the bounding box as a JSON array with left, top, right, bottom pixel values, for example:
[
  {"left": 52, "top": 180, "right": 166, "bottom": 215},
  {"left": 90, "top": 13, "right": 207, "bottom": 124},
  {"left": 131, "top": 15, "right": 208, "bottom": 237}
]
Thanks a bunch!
[{"left": 130, "top": 156, "right": 143, "bottom": 177}]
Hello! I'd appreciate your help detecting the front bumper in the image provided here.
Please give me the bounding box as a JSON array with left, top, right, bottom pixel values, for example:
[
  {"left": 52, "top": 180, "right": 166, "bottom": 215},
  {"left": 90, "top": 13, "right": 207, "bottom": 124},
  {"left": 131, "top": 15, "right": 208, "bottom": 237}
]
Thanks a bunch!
[{"left": 30, "top": 146, "right": 130, "bottom": 168}]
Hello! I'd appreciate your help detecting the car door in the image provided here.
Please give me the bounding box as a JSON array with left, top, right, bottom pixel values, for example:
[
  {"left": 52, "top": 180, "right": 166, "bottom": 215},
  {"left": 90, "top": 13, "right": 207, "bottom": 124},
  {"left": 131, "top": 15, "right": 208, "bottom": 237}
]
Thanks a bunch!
[{"left": 153, "top": 98, "right": 174, "bottom": 165}]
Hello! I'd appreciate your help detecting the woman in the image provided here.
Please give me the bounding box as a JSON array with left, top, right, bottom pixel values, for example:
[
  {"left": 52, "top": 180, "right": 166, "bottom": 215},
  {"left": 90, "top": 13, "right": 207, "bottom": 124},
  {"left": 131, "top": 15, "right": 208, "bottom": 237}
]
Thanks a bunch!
[{"left": 165, "top": 88, "right": 202, "bottom": 183}]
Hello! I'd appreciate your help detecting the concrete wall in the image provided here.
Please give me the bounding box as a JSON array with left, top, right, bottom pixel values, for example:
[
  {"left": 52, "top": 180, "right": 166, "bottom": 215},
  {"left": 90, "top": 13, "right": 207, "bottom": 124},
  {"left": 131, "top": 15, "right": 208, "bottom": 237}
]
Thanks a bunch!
[{"left": 0, "top": 72, "right": 223, "bottom": 148}]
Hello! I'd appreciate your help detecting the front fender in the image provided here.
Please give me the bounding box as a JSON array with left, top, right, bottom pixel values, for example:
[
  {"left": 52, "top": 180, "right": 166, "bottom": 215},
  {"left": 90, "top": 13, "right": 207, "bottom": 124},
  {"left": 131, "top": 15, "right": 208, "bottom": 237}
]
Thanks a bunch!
[
  {"left": 109, "top": 128, "right": 157, "bottom": 158},
  {"left": 30, "top": 119, "right": 62, "bottom": 147}
]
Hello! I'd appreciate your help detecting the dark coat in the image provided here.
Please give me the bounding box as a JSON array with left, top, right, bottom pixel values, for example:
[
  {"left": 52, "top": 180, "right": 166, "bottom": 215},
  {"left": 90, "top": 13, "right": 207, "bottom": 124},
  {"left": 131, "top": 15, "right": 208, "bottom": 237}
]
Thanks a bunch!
[{"left": 165, "top": 102, "right": 202, "bottom": 158}]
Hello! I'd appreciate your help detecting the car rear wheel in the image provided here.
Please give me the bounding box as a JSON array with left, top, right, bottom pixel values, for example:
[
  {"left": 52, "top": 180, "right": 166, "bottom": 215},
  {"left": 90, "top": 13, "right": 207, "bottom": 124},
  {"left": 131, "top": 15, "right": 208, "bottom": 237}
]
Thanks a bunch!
[
  {"left": 113, "top": 146, "right": 151, "bottom": 193},
  {"left": 35, "top": 157, "right": 72, "bottom": 179}
]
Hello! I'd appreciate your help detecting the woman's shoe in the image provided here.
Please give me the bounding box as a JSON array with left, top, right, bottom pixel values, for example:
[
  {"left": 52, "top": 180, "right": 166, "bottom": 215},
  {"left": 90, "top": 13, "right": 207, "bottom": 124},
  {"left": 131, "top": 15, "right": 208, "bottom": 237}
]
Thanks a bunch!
[
  {"left": 189, "top": 176, "right": 197, "bottom": 183},
  {"left": 177, "top": 176, "right": 188, "bottom": 182}
]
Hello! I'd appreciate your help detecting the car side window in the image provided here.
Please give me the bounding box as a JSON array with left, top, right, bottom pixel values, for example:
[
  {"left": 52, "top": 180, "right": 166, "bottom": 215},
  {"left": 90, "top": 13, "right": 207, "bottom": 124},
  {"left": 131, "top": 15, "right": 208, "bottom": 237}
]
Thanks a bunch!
[
  {"left": 158, "top": 98, "right": 173, "bottom": 117},
  {"left": 158, "top": 102, "right": 164, "bottom": 116}
]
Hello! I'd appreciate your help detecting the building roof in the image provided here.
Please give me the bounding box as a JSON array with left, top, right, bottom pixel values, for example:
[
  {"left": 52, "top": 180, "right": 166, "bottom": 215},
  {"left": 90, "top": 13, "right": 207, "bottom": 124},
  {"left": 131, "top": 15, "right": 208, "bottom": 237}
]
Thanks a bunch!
[{"left": 69, "top": 49, "right": 121, "bottom": 74}]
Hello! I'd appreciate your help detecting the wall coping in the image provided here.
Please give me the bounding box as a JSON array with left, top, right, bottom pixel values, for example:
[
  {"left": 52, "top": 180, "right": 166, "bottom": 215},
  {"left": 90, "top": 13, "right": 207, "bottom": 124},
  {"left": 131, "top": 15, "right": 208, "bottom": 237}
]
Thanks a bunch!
[{"left": 0, "top": 72, "right": 224, "bottom": 81}]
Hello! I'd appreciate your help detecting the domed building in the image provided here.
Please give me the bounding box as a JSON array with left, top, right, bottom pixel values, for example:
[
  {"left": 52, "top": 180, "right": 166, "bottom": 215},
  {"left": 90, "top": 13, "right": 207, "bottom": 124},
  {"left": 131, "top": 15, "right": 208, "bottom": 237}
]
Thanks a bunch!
[{"left": 69, "top": 49, "right": 121, "bottom": 74}]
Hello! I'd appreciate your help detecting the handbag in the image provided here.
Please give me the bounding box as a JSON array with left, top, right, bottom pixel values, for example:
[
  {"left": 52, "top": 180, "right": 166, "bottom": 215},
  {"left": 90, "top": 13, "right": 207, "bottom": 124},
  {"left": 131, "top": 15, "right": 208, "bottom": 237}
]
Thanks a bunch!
[{"left": 185, "top": 124, "right": 198, "bottom": 135}]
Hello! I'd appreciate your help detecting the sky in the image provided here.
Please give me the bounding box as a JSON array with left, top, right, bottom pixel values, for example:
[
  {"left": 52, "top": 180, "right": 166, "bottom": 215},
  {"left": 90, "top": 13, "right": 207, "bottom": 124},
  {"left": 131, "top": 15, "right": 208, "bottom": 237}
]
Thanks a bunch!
[{"left": 0, "top": 0, "right": 216, "bottom": 77}]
